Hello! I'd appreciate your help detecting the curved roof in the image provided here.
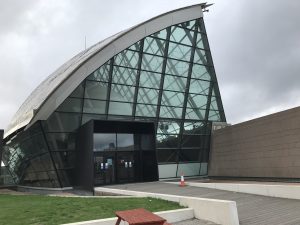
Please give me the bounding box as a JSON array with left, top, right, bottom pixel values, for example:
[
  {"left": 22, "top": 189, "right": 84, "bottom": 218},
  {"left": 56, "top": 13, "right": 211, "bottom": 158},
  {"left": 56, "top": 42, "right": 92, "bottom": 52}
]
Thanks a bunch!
[{"left": 5, "top": 3, "right": 208, "bottom": 138}]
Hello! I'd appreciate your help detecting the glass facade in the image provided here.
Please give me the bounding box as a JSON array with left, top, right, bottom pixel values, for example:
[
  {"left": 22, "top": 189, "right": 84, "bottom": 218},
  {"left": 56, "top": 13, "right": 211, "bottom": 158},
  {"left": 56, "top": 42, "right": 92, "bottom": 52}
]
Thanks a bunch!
[{"left": 2, "top": 17, "right": 225, "bottom": 187}]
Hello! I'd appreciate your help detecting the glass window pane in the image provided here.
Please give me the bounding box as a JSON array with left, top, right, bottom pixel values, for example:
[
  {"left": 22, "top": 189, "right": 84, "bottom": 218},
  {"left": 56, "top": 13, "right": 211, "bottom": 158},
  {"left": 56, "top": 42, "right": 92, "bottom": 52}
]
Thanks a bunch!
[
  {"left": 189, "top": 79, "right": 210, "bottom": 95},
  {"left": 178, "top": 20, "right": 197, "bottom": 30},
  {"left": 185, "top": 108, "right": 206, "bottom": 120},
  {"left": 159, "top": 106, "right": 183, "bottom": 119},
  {"left": 110, "top": 84, "right": 135, "bottom": 102},
  {"left": 144, "top": 37, "right": 165, "bottom": 56},
  {"left": 70, "top": 82, "right": 84, "bottom": 98},
  {"left": 200, "top": 149, "right": 209, "bottom": 163},
  {"left": 181, "top": 135, "right": 201, "bottom": 148},
  {"left": 109, "top": 102, "right": 133, "bottom": 115},
  {"left": 191, "top": 64, "right": 211, "bottom": 81},
  {"left": 212, "top": 89, "right": 217, "bottom": 97},
  {"left": 56, "top": 98, "right": 82, "bottom": 113},
  {"left": 210, "top": 96, "right": 219, "bottom": 111},
  {"left": 183, "top": 122, "right": 207, "bottom": 135},
  {"left": 170, "top": 26, "right": 193, "bottom": 46},
  {"left": 208, "top": 110, "right": 221, "bottom": 121},
  {"left": 52, "top": 151, "right": 75, "bottom": 169},
  {"left": 151, "top": 29, "right": 167, "bottom": 39},
  {"left": 128, "top": 42, "right": 140, "bottom": 51},
  {"left": 166, "top": 59, "right": 189, "bottom": 77},
  {"left": 163, "top": 75, "right": 187, "bottom": 92},
  {"left": 179, "top": 149, "right": 200, "bottom": 162},
  {"left": 186, "top": 94, "right": 208, "bottom": 109},
  {"left": 85, "top": 81, "right": 108, "bottom": 100},
  {"left": 196, "top": 34, "right": 205, "bottom": 49},
  {"left": 46, "top": 133, "right": 76, "bottom": 151},
  {"left": 168, "top": 42, "right": 192, "bottom": 62},
  {"left": 139, "top": 71, "right": 161, "bottom": 88},
  {"left": 161, "top": 91, "right": 185, "bottom": 107},
  {"left": 87, "top": 62, "right": 110, "bottom": 82},
  {"left": 136, "top": 104, "right": 157, "bottom": 117},
  {"left": 83, "top": 99, "right": 106, "bottom": 114},
  {"left": 137, "top": 88, "right": 159, "bottom": 105},
  {"left": 112, "top": 66, "right": 137, "bottom": 85},
  {"left": 43, "top": 112, "right": 81, "bottom": 132},
  {"left": 156, "top": 134, "right": 179, "bottom": 148},
  {"left": 94, "top": 133, "right": 116, "bottom": 151},
  {"left": 27, "top": 153, "right": 56, "bottom": 172},
  {"left": 157, "top": 121, "right": 181, "bottom": 134},
  {"left": 194, "top": 49, "right": 211, "bottom": 65},
  {"left": 156, "top": 149, "right": 178, "bottom": 163},
  {"left": 117, "top": 134, "right": 134, "bottom": 151},
  {"left": 141, "top": 54, "right": 164, "bottom": 73},
  {"left": 114, "top": 50, "right": 139, "bottom": 69},
  {"left": 81, "top": 114, "right": 106, "bottom": 125}
]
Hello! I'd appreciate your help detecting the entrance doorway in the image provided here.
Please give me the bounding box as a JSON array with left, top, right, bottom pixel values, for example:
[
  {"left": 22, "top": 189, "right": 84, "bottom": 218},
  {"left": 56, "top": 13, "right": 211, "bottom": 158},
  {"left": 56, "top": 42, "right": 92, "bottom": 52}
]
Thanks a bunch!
[
  {"left": 94, "top": 153, "right": 115, "bottom": 185},
  {"left": 116, "top": 152, "right": 135, "bottom": 183},
  {"left": 76, "top": 120, "right": 158, "bottom": 190},
  {"left": 93, "top": 151, "right": 137, "bottom": 186}
]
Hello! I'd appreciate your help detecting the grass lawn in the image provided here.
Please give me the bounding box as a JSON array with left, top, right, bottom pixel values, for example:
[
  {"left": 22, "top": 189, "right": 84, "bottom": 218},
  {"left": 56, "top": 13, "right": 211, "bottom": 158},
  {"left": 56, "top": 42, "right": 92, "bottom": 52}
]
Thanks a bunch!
[{"left": 0, "top": 194, "right": 183, "bottom": 225}]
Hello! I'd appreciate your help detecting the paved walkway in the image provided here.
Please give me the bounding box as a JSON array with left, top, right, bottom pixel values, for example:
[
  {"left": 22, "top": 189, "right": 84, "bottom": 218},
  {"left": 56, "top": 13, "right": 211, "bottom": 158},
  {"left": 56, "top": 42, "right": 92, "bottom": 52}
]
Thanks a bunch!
[
  {"left": 102, "top": 182, "right": 300, "bottom": 225},
  {"left": 174, "top": 219, "right": 216, "bottom": 225}
]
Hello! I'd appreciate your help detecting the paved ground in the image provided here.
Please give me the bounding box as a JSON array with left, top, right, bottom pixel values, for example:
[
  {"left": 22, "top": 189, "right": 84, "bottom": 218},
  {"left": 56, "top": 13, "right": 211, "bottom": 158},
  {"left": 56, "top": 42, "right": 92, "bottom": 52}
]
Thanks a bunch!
[
  {"left": 174, "top": 219, "right": 216, "bottom": 225},
  {"left": 102, "top": 182, "right": 300, "bottom": 225}
]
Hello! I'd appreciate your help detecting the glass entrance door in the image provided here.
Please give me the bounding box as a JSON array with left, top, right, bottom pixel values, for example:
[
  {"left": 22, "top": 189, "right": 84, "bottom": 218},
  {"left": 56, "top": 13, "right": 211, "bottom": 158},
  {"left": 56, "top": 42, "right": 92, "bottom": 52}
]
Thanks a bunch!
[
  {"left": 116, "top": 152, "right": 135, "bottom": 183},
  {"left": 94, "top": 153, "right": 115, "bottom": 185}
]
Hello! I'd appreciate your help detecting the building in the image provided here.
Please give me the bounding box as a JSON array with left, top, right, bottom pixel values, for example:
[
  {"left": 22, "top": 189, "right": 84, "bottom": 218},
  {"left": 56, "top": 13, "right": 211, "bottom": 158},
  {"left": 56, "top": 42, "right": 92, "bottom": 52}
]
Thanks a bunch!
[{"left": 1, "top": 4, "right": 226, "bottom": 190}]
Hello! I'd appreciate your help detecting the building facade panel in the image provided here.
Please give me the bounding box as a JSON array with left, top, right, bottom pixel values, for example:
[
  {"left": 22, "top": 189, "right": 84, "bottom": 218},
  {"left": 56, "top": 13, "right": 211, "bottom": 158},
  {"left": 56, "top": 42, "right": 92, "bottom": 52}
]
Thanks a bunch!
[{"left": 209, "top": 107, "right": 300, "bottom": 179}]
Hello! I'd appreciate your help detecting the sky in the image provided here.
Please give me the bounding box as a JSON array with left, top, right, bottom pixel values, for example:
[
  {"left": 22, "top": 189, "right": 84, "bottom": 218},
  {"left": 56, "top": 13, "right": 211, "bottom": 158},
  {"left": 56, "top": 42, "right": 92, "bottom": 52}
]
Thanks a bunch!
[{"left": 0, "top": 0, "right": 300, "bottom": 130}]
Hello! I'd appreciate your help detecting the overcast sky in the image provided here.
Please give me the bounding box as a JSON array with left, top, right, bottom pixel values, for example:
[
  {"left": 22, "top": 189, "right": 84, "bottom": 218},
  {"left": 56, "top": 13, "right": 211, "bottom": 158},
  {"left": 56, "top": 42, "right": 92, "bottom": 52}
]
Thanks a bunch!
[{"left": 0, "top": 0, "right": 300, "bottom": 130}]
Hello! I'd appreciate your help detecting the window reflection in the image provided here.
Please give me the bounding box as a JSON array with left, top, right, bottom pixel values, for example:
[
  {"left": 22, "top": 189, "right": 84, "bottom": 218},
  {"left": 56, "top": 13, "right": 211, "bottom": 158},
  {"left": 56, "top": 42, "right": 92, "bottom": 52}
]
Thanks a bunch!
[
  {"left": 117, "top": 134, "right": 134, "bottom": 151},
  {"left": 94, "top": 133, "right": 116, "bottom": 151}
]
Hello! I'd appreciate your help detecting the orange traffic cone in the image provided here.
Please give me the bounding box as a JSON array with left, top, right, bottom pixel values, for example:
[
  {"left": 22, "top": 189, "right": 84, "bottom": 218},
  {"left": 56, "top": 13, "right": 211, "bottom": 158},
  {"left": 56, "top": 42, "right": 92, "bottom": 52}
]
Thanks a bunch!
[{"left": 179, "top": 173, "right": 186, "bottom": 187}]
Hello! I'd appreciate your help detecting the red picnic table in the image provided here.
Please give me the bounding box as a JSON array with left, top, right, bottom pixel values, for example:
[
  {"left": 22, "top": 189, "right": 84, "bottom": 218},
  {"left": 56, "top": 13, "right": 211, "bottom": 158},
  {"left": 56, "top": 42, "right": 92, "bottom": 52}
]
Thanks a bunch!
[{"left": 115, "top": 208, "right": 171, "bottom": 225}]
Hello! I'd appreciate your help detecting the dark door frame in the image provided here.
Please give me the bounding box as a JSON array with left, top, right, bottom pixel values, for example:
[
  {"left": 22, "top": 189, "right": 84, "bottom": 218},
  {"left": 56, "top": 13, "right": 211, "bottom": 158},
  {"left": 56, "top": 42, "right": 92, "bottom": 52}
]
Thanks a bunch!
[{"left": 75, "top": 120, "right": 158, "bottom": 191}]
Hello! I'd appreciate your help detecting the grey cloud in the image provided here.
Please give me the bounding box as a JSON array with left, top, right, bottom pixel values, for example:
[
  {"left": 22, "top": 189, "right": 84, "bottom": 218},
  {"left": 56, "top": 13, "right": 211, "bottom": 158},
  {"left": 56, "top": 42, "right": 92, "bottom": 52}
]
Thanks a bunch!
[
  {"left": 206, "top": 0, "right": 300, "bottom": 123},
  {"left": 0, "top": 0, "right": 36, "bottom": 34}
]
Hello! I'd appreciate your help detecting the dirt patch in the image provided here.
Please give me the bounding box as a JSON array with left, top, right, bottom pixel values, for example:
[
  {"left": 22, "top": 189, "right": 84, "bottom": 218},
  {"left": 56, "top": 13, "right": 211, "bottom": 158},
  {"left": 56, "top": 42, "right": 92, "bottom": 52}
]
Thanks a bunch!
[{"left": 0, "top": 188, "right": 28, "bottom": 195}]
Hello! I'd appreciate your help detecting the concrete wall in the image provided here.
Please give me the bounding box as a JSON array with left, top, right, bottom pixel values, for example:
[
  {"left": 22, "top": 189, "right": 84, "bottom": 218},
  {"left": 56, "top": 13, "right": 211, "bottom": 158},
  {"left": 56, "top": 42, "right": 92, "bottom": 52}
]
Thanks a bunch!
[{"left": 209, "top": 107, "right": 300, "bottom": 178}]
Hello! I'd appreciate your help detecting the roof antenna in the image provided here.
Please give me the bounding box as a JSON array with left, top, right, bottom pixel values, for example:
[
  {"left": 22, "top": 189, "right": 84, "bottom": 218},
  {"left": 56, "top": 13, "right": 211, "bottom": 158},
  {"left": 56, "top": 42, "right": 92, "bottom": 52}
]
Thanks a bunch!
[{"left": 85, "top": 36, "right": 87, "bottom": 50}]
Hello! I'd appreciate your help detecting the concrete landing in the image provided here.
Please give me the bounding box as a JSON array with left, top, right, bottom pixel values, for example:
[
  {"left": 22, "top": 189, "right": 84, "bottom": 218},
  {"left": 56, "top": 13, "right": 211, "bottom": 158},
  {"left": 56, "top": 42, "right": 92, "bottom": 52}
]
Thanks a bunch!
[
  {"left": 174, "top": 219, "right": 216, "bottom": 225},
  {"left": 101, "top": 182, "right": 300, "bottom": 225}
]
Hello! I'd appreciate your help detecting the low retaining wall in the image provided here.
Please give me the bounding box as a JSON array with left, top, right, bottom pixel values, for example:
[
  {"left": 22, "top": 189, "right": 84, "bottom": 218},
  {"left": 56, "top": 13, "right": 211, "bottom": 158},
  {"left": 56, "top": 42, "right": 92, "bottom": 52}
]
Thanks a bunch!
[
  {"left": 95, "top": 187, "right": 239, "bottom": 225},
  {"left": 184, "top": 182, "right": 300, "bottom": 200},
  {"left": 17, "top": 185, "right": 73, "bottom": 195},
  {"left": 62, "top": 208, "right": 194, "bottom": 225}
]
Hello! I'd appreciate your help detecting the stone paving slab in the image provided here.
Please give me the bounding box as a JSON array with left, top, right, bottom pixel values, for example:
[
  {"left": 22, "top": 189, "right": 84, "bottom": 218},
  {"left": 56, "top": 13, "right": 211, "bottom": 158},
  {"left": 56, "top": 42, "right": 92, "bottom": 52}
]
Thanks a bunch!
[
  {"left": 174, "top": 219, "right": 217, "bottom": 225},
  {"left": 103, "top": 182, "right": 300, "bottom": 225}
]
